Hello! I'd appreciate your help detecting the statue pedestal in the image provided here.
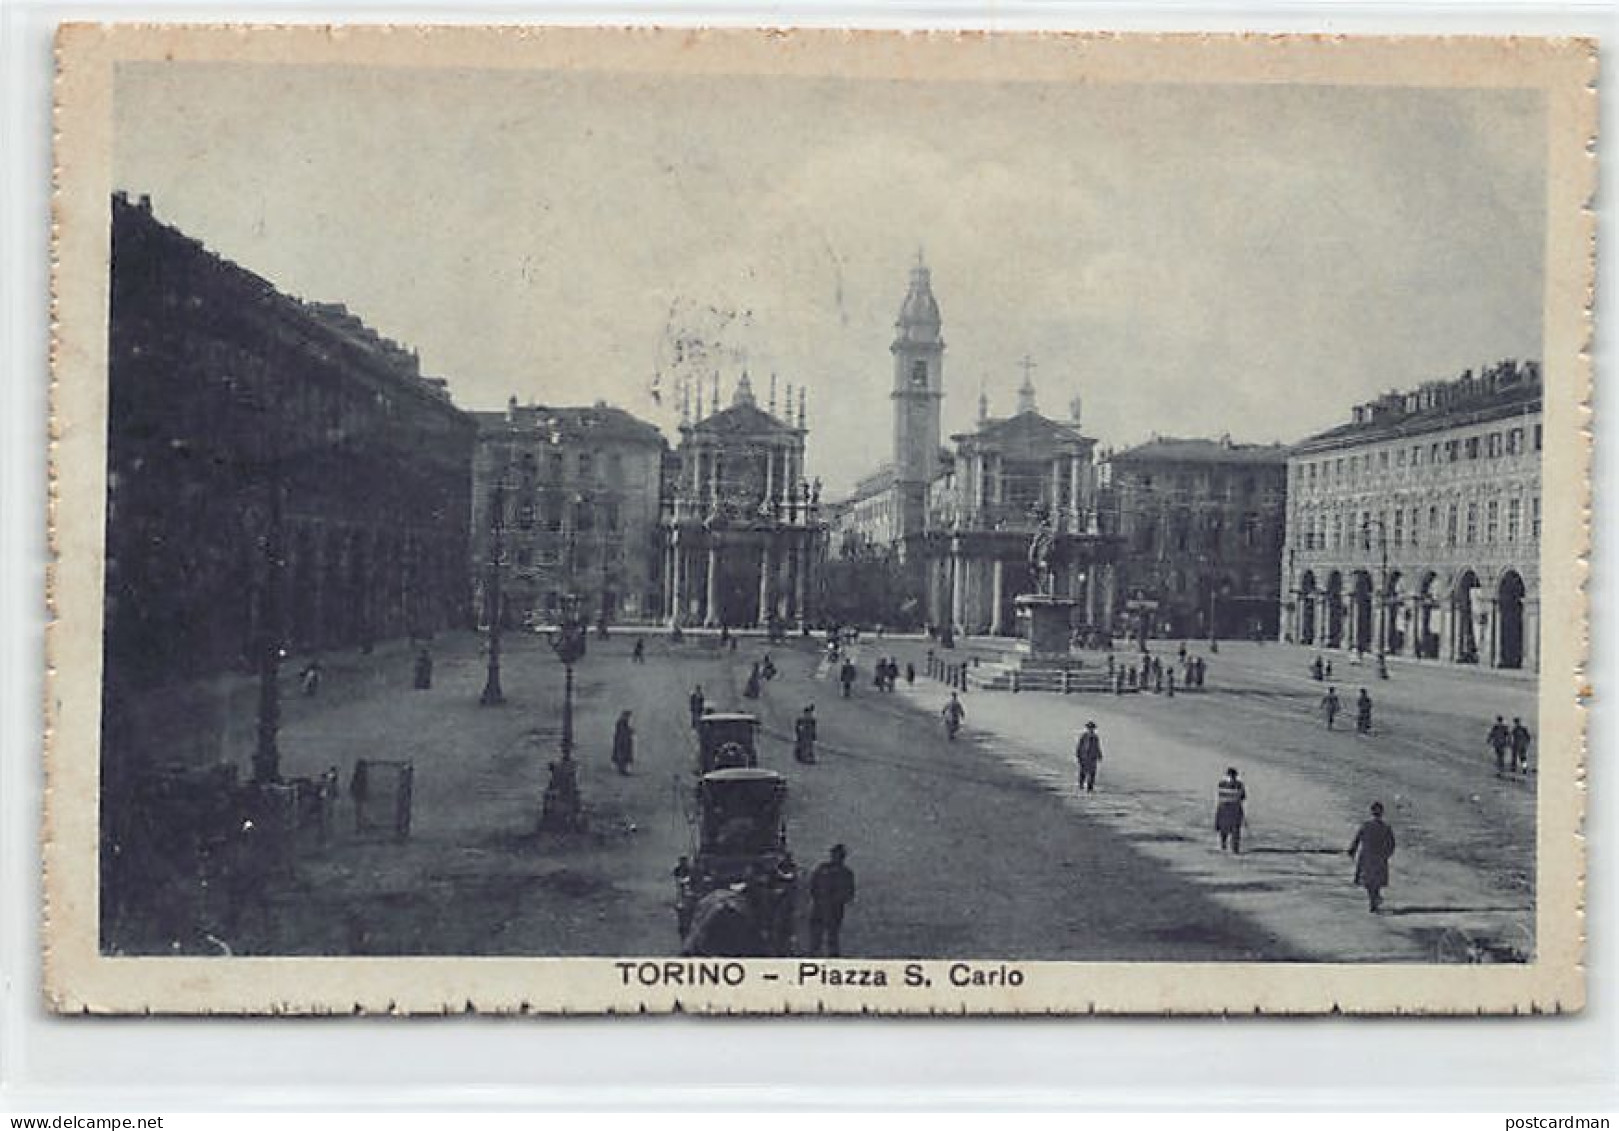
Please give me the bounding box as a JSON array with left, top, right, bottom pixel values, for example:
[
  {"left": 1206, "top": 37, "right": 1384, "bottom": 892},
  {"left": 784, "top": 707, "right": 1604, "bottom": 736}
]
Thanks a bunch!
[{"left": 1015, "top": 594, "right": 1078, "bottom": 660}]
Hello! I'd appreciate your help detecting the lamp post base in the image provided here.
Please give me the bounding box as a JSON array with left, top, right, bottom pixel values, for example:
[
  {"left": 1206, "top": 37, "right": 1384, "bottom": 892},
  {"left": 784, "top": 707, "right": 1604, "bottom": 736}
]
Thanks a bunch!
[{"left": 539, "top": 757, "right": 585, "bottom": 832}]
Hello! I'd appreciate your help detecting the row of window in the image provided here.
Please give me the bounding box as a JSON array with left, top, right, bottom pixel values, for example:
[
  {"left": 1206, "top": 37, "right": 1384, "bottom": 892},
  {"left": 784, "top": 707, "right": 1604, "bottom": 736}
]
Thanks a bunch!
[
  {"left": 1130, "top": 512, "right": 1277, "bottom": 555},
  {"left": 1298, "top": 422, "right": 1542, "bottom": 489},
  {"left": 508, "top": 539, "right": 628, "bottom": 570},
  {"left": 504, "top": 496, "right": 625, "bottom": 533},
  {"left": 1295, "top": 495, "right": 1541, "bottom": 552},
  {"left": 502, "top": 448, "right": 631, "bottom": 486}
]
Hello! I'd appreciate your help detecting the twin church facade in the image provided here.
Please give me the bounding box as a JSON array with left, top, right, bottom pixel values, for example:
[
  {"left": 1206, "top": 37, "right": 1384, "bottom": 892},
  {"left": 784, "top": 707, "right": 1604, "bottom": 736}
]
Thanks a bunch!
[{"left": 830, "top": 260, "right": 1121, "bottom": 637}]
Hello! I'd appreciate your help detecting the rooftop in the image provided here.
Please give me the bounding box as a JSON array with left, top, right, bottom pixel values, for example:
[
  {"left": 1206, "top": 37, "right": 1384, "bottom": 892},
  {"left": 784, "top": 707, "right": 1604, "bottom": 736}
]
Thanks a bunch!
[
  {"left": 474, "top": 399, "right": 666, "bottom": 447},
  {"left": 1293, "top": 359, "right": 1542, "bottom": 454},
  {"left": 1108, "top": 436, "right": 1290, "bottom": 467}
]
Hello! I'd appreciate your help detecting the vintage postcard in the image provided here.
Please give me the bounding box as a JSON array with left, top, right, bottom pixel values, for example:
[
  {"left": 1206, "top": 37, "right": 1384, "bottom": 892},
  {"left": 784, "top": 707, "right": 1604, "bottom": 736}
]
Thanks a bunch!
[{"left": 47, "top": 26, "right": 1593, "bottom": 1014}]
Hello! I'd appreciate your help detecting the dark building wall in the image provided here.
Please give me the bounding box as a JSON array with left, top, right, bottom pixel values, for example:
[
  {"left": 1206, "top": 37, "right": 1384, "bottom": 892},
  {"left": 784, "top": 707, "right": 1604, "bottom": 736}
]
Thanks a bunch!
[
  {"left": 104, "top": 193, "right": 476, "bottom": 693},
  {"left": 1101, "top": 441, "right": 1288, "bottom": 639},
  {"left": 471, "top": 401, "right": 668, "bottom": 626}
]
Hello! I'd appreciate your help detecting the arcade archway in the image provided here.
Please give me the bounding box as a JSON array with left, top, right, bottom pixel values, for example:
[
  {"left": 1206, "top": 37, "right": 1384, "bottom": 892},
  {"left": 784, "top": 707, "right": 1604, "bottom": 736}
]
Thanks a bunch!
[
  {"left": 1298, "top": 570, "right": 1318, "bottom": 645},
  {"left": 1350, "top": 571, "right": 1374, "bottom": 654},
  {"left": 1325, "top": 570, "right": 1344, "bottom": 648},
  {"left": 1497, "top": 570, "right": 1527, "bottom": 670},
  {"left": 1453, "top": 569, "right": 1481, "bottom": 664}
]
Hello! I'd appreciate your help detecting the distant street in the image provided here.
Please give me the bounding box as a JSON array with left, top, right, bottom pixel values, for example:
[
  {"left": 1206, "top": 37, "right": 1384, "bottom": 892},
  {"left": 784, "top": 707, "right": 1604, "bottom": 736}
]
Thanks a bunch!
[{"left": 109, "top": 629, "right": 1535, "bottom": 963}]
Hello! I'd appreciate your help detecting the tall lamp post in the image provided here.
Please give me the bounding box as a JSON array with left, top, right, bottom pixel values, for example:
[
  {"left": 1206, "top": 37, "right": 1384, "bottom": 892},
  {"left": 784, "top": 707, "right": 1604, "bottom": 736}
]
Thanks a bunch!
[
  {"left": 541, "top": 592, "right": 588, "bottom": 831},
  {"left": 1361, "top": 516, "right": 1391, "bottom": 680},
  {"left": 479, "top": 474, "right": 507, "bottom": 706}
]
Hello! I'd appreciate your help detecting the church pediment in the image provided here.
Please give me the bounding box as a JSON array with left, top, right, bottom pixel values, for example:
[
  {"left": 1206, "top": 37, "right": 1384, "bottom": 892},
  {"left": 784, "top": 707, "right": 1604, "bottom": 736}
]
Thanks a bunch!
[
  {"left": 960, "top": 410, "right": 1089, "bottom": 453},
  {"left": 691, "top": 402, "right": 797, "bottom": 438}
]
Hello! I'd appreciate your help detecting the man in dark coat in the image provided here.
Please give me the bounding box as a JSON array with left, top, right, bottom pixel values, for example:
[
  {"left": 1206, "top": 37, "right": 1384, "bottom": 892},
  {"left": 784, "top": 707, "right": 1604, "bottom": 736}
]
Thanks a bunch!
[
  {"left": 1488, "top": 716, "right": 1512, "bottom": 773},
  {"left": 688, "top": 685, "right": 705, "bottom": 729},
  {"left": 794, "top": 705, "right": 818, "bottom": 764},
  {"left": 840, "top": 659, "right": 857, "bottom": 698},
  {"left": 1215, "top": 767, "right": 1246, "bottom": 853},
  {"left": 1356, "top": 688, "right": 1374, "bottom": 735},
  {"left": 1075, "top": 721, "right": 1103, "bottom": 793},
  {"left": 612, "top": 710, "right": 634, "bottom": 775},
  {"left": 1320, "top": 686, "right": 1341, "bottom": 730},
  {"left": 1348, "top": 801, "right": 1397, "bottom": 912},
  {"left": 808, "top": 844, "right": 856, "bottom": 957},
  {"left": 1510, "top": 717, "right": 1534, "bottom": 774}
]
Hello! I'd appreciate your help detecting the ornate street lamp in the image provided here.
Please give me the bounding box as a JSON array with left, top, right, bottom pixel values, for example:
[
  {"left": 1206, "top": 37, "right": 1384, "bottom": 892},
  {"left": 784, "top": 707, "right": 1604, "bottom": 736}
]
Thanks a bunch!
[{"left": 540, "top": 592, "right": 588, "bottom": 831}]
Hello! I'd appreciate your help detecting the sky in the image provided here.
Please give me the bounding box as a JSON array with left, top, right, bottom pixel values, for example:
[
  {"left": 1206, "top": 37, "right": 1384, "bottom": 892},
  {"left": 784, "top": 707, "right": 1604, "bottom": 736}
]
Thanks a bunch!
[{"left": 114, "top": 63, "right": 1546, "bottom": 496}]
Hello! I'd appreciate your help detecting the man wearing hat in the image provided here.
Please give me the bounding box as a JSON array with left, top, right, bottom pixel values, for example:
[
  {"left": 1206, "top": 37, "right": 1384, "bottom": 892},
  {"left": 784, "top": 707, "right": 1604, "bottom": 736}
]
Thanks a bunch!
[
  {"left": 808, "top": 844, "right": 856, "bottom": 957},
  {"left": 1215, "top": 767, "right": 1246, "bottom": 853},
  {"left": 1348, "top": 801, "right": 1397, "bottom": 913},
  {"left": 794, "top": 704, "right": 818, "bottom": 764},
  {"left": 1075, "top": 721, "right": 1103, "bottom": 794}
]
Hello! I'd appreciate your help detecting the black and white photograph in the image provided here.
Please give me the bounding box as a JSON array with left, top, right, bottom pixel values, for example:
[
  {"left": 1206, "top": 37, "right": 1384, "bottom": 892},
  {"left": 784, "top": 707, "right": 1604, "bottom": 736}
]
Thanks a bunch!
[{"left": 45, "top": 26, "right": 1591, "bottom": 1014}]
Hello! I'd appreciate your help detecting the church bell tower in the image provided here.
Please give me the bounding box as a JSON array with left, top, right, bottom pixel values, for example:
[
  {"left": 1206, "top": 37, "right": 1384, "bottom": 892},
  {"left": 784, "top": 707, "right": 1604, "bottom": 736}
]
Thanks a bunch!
[{"left": 891, "top": 254, "right": 944, "bottom": 542}]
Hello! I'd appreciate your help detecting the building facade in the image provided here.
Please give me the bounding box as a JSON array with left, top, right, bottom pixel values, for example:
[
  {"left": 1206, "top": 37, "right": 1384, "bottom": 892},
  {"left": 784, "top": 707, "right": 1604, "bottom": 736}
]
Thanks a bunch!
[
  {"left": 661, "top": 374, "right": 825, "bottom": 628},
  {"left": 471, "top": 399, "right": 668, "bottom": 627},
  {"left": 829, "top": 258, "right": 1116, "bottom": 635},
  {"left": 105, "top": 192, "right": 476, "bottom": 694},
  {"left": 918, "top": 380, "right": 1114, "bottom": 636},
  {"left": 1282, "top": 360, "right": 1542, "bottom": 670},
  {"left": 1100, "top": 438, "right": 1289, "bottom": 641}
]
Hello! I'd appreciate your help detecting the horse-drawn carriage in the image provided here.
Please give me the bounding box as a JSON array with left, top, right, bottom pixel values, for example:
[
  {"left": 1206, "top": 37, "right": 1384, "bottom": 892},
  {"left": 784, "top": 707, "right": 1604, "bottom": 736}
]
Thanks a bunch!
[
  {"left": 675, "top": 713, "right": 798, "bottom": 956},
  {"left": 694, "top": 711, "right": 761, "bottom": 774}
]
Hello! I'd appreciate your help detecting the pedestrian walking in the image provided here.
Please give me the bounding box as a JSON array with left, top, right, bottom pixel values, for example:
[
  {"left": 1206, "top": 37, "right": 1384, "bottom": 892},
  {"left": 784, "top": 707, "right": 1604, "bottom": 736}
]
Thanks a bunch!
[
  {"left": 1348, "top": 801, "right": 1397, "bottom": 913},
  {"left": 1075, "top": 721, "right": 1103, "bottom": 793},
  {"left": 299, "top": 658, "right": 323, "bottom": 697},
  {"left": 1320, "top": 686, "right": 1341, "bottom": 731},
  {"left": 1311, "top": 655, "right": 1324, "bottom": 681},
  {"left": 1487, "top": 715, "right": 1511, "bottom": 773},
  {"left": 1356, "top": 688, "right": 1374, "bottom": 735},
  {"left": 942, "top": 692, "right": 965, "bottom": 740},
  {"left": 1215, "top": 767, "right": 1246, "bottom": 853},
  {"left": 840, "top": 659, "right": 856, "bottom": 698},
  {"left": 744, "top": 663, "right": 763, "bottom": 700},
  {"left": 612, "top": 710, "right": 634, "bottom": 775},
  {"left": 808, "top": 845, "right": 856, "bottom": 957},
  {"left": 905, "top": 662, "right": 916, "bottom": 686},
  {"left": 794, "top": 705, "right": 818, "bottom": 764},
  {"left": 413, "top": 646, "right": 433, "bottom": 690},
  {"left": 349, "top": 760, "right": 370, "bottom": 833},
  {"left": 688, "top": 685, "right": 706, "bottom": 729},
  {"left": 1166, "top": 669, "right": 1176, "bottom": 697},
  {"left": 1510, "top": 717, "right": 1534, "bottom": 774},
  {"left": 632, "top": 638, "right": 645, "bottom": 664},
  {"left": 762, "top": 653, "right": 777, "bottom": 680}
]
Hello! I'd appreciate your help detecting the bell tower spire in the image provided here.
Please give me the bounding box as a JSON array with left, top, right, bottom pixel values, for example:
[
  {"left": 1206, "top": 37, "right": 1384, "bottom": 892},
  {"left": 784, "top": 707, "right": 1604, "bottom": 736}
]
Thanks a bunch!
[{"left": 890, "top": 254, "right": 945, "bottom": 542}]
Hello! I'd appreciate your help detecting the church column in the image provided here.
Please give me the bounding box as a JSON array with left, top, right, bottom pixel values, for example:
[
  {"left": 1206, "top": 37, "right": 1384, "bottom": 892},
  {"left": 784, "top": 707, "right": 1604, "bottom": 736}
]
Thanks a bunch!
[
  {"left": 757, "top": 542, "right": 771, "bottom": 627},
  {"left": 794, "top": 538, "right": 808, "bottom": 623},
  {"left": 1070, "top": 455, "right": 1083, "bottom": 529},
  {"left": 951, "top": 544, "right": 965, "bottom": 631},
  {"left": 990, "top": 559, "right": 1005, "bottom": 635},
  {"left": 1050, "top": 459, "right": 1062, "bottom": 517},
  {"left": 704, "top": 538, "right": 719, "bottom": 626},
  {"left": 764, "top": 445, "right": 775, "bottom": 516},
  {"left": 668, "top": 532, "right": 684, "bottom": 625}
]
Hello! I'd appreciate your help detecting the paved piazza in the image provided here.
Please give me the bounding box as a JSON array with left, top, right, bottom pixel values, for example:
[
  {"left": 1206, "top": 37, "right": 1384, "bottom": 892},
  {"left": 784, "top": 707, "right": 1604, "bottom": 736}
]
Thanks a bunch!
[{"left": 110, "top": 628, "right": 1536, "bottom": 964}]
